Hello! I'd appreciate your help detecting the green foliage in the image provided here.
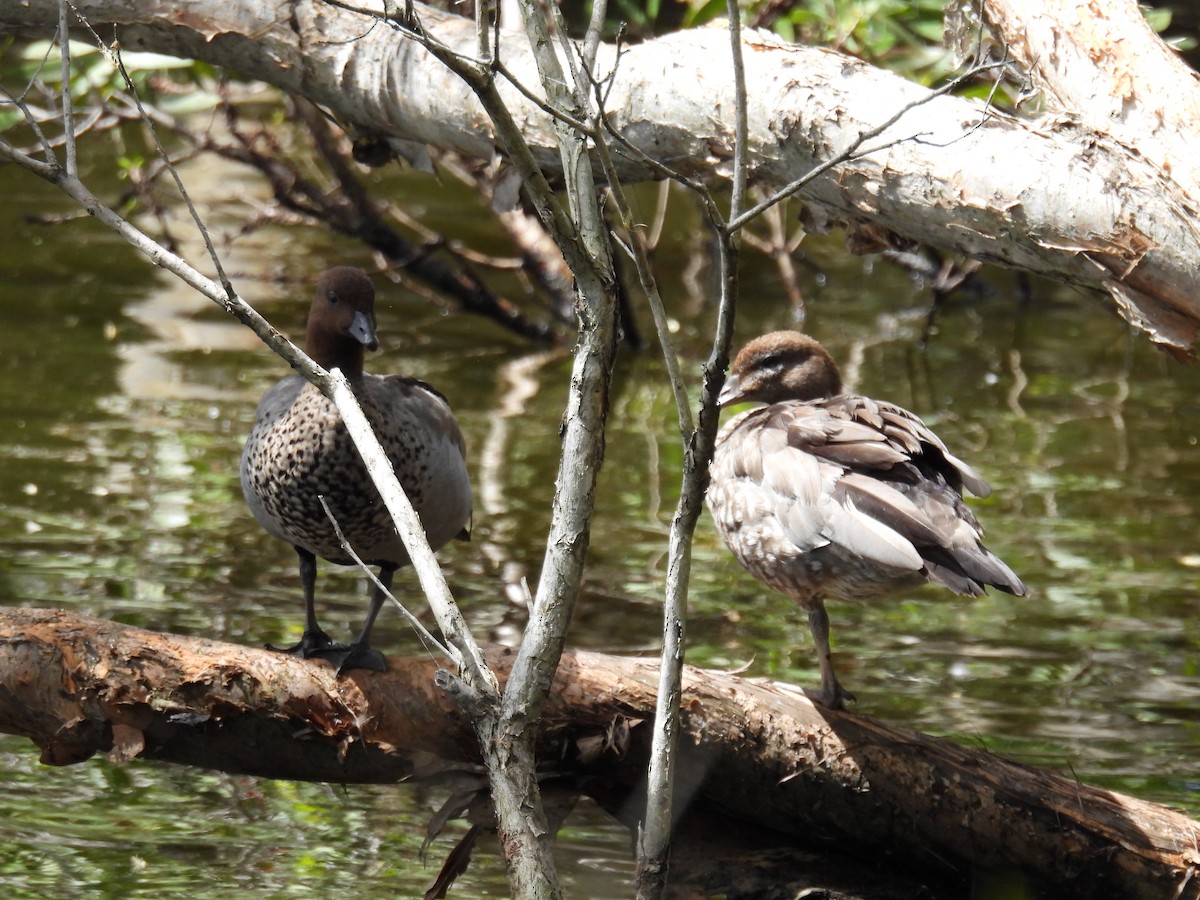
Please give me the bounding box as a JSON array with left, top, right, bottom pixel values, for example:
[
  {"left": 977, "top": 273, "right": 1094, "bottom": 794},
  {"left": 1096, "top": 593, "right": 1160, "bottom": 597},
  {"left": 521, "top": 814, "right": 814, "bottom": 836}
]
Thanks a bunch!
[
  {"left": 691, "top": 0, "right": 943, "bottom": 53},
  {"left": 601, "top": 0, "right": 1193, "bottom": 87},
  {"left": 613, "top": 0, "right": 663, "bottom": 33},
  {"left": 1145, "top": 6, "right": 1197, "bottom": 53},
  {"left": 600, "top": 0, "right": 956, "bottom": 82},
  {"left": 0, "top": 38, "right": 220, "bottom": 136}
]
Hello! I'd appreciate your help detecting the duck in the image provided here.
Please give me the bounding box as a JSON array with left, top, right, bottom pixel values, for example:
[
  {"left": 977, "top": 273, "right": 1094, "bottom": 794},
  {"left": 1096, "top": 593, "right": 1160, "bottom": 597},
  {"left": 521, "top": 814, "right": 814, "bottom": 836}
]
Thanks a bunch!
[
  {"left": 240, "top": 267, "right": 472, "bottom": 674},
  {"left": 707, "top": 331, "right": 1026, "bottom": 709}
]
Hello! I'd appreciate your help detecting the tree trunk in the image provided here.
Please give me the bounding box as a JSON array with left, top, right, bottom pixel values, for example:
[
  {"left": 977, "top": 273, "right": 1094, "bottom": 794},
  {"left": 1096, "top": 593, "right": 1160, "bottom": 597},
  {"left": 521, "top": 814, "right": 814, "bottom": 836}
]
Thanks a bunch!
[
  {"left": 2, "top": 608, "right": 1196, "bottom": 899},
  {"left": 0, "top": 0, "right": 1197, "bottom": 354}
]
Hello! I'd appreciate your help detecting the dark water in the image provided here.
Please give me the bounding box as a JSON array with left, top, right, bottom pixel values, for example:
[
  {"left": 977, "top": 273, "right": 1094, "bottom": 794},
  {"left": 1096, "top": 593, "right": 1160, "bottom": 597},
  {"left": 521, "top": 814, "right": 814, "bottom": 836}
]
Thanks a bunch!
[{"left": 0, "top": 144, "right": 1197, "bottom": 897}]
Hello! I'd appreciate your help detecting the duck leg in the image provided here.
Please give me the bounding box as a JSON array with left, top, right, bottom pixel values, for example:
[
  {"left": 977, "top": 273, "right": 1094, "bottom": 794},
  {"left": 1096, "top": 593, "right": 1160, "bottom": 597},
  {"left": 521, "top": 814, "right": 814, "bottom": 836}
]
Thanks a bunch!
[
  {"left": 269, "top": 547, "right": 342, "bottom": 656},
  {"left": 807, "top": 600, "right": 855, "bottom": 710},
  {"left": 327, "top": 564, "right": 393, "bottom": 675}
]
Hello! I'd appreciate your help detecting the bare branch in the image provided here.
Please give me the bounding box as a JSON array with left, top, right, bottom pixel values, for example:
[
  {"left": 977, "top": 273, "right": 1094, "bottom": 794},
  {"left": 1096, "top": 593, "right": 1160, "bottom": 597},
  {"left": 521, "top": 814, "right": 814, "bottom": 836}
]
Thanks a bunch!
[
  {"left": 57, "top": 1, "right": 75, "bottom": 175},
  {"left": 318, "top": 496, "right": 455, "bottom": 662},
  {"left": 600, "top": 175, "right": 691, "bottom": 436},
  {"left": 64, "top": 5, "right": 238, "bottom": 296},
  {"left": 324, "top": 372, "right": 496, "bottom": 691},
  {"left": 637, "top": 6, "right": 750, "bottom": 894}
]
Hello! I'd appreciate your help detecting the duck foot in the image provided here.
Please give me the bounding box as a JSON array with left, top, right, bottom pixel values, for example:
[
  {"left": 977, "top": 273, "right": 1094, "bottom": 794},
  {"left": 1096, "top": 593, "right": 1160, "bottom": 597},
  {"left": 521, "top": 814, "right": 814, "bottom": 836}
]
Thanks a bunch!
[
  {"left": 266, "top": 631, "right": 386, "bottom": 674},
  {"left": 267, "top": 628, "right": 343, "bottom": 657},
  {"left": 323, "top": 643, "right": 388, "bottom": 675},
  {"left": 813, "top": 685, "right": 856, "bottom": 710}
]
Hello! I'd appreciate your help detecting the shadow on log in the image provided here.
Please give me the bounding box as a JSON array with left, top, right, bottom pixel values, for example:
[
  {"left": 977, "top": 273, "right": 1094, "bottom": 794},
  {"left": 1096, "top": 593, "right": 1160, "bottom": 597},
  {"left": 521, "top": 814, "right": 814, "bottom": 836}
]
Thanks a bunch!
[{"left": 0, "top": 608, "right": 1196, "bottom": 899}]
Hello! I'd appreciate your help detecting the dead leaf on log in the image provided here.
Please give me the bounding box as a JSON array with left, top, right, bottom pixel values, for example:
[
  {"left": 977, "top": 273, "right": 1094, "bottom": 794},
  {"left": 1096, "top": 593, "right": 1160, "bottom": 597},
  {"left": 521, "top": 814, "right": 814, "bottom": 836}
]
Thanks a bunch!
[
  {"left": 425, "top": 822, "right": 484, "bottom": 900},
  {"left": 107, "top": 722, "right": 145, "bottom": 763}
]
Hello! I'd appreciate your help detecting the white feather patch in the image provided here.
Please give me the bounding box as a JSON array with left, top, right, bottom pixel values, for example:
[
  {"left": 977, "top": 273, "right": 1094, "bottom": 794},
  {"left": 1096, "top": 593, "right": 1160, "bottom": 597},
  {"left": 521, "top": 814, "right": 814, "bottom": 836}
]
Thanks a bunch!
[
  {"left": 819, "top": 494, "right": 923, "bottom": 571},
  {"left": 761, "top": 445, "right": 825, "bottom": 504}
]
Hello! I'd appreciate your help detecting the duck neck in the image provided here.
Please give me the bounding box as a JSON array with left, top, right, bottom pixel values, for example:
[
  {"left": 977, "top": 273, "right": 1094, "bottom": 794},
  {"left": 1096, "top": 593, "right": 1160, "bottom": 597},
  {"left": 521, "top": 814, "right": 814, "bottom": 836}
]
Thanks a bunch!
[{"left": 307, "top": 330, "right": 366, "bottom": 383}]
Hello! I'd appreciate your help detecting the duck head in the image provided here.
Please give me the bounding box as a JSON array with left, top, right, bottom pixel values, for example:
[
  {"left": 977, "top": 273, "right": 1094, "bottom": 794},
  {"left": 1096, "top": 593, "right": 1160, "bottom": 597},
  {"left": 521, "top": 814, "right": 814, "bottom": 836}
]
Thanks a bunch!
[
  {"left": 306, "top": 267, "right": 379, "bottom": 379},
  {"left": 719, "top": 331, "right": 843, "bottom": 406}
]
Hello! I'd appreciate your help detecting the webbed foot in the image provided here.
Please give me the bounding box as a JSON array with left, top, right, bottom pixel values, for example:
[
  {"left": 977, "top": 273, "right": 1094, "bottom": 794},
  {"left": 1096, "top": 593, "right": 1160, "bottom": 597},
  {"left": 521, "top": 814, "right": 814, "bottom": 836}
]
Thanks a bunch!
[
  {"left": 267, "top": 628, "right": 346, "bottom": 657},
  {"left": 325, "top": 643, "right": 388, "bottom": 675},
  {"left": 813, "top": 682, "right": 856, "bottom": 710}
]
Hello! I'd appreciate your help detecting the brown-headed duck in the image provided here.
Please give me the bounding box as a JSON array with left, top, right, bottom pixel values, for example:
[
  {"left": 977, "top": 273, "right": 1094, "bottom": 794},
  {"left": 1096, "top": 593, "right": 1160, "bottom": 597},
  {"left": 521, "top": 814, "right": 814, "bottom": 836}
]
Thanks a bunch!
[
  {"left": 707, "top": 331, "right": 1026, "bottom": 709},
  {"left": 240, "top": 267, "right": 472, "bottom": 673}
]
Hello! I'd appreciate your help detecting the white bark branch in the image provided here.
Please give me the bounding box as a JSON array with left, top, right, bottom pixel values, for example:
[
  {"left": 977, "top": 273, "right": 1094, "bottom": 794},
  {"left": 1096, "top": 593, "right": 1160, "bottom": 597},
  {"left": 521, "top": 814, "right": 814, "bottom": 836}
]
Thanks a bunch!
[
  {"left": 973, "top": 0, "right": 1200, "bottom": 193},
  {"left": 326, "top": 371, "right": 497, "bottom": 693},
  {"left": 2, "top": 0, "right": 1196, "bottom": 352}
]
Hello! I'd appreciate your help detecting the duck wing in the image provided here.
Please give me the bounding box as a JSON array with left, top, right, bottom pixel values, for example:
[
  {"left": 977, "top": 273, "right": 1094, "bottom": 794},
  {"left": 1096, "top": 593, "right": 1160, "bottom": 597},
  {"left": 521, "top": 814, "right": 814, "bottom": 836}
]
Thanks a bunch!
[
  {"left": 247, "top": 374, "right": 306, "bottom": 427},
  {"left": 779, "top": 398, "right": 1026, "bottom": 598},
  {"left": 366, "top": 375, "right": 473, "bottom": 546},
  {"left": 371, "top": 375, "right": 468, "bottom": 455},
  {"left": 712, "top": 405, "right": 925, "bottom": 575},
  {"left": 813, "top": 395, "right": 993, "bottom": 498}
]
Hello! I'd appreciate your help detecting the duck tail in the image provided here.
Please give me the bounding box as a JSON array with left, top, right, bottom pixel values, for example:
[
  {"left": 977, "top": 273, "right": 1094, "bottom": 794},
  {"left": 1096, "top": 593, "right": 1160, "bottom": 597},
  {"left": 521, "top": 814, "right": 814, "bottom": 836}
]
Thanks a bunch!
[{"left": 923, "top": 546, "right": 1028, "bottom": 598}]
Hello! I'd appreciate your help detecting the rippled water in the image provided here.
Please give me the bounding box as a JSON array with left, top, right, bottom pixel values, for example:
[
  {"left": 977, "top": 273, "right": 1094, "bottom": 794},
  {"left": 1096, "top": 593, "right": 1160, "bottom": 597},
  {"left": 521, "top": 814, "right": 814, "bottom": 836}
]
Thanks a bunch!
[{"left": 0, "top": 142, "right": 1197, "bottom": 897}]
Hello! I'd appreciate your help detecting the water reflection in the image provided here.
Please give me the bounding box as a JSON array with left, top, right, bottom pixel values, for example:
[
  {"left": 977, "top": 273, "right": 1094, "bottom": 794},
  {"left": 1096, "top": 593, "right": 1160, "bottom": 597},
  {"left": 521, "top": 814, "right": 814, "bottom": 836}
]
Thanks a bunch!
[{"left": 0, "top": 149, "right": 1197, "bottom": 896}]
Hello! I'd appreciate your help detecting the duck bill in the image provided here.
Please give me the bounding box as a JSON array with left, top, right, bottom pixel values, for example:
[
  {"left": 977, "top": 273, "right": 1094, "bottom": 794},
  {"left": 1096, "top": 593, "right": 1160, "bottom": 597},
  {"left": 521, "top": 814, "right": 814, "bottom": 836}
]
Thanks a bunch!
[
  {"left": 717, "top": 372, "right": 744, "bottom": 407},
  {"left": 349, "top": 310, "right": 379, "bottom": 351}
]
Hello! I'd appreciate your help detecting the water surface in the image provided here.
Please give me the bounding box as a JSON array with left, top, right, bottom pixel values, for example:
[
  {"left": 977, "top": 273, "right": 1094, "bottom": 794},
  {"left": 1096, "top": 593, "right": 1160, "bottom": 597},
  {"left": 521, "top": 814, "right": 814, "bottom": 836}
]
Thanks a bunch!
[{"left": 0, "top": 143, "right": 1197, "bottom": 897}]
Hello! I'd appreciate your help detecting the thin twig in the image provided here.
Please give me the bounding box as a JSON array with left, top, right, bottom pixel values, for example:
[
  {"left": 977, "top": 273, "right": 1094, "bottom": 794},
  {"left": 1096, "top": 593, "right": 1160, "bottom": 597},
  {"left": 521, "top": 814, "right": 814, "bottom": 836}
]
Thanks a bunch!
[
  {"left": 636, "top": 6, "right": 749, "bottom": 896},
  {"left": 577, "top": 56, "right": 712, "bottom": 441},
  {"left": 68, "top": 10, "right": 237, "bottom": 299},
  {"left": 597, "top": 168, "right": 692, "bottom": 436},
  {"left": 492, "top": 58, "right": 595, "bottom": 135},
  {"left": 57, "top": 2, "right": 75, "bottom": 175},
  {"left": 1, "top": 33, "right": 61, "bottom": 160},
  {"left": 0, "top": 138, "right": 58, "bottom": 178},
  {"left": 329, "top": 0, "right": 496, "bottom": 72},
  {"left": 317, "top": 496, "right": 456, "bottom": 662}
]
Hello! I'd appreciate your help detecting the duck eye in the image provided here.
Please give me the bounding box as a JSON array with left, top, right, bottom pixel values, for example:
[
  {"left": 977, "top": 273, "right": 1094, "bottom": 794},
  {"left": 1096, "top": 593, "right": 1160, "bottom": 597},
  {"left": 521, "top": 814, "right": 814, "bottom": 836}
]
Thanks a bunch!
[{"left": 327, "top": 290, "right": 339, "bottom": 304}]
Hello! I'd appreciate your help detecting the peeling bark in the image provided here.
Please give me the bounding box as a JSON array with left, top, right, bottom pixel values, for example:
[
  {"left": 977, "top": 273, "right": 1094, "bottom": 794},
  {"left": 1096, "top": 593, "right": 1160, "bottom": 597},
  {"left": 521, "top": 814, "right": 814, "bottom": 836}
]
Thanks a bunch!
[
  {"left": 969, "top": 0, "right": 1200, "bottom": 190},
  {"left": 2, "top": 608, "right": 1197, "bottom": 899},
  {"left": 0, "top": 0, "right": 1197, "bottom": 353}
]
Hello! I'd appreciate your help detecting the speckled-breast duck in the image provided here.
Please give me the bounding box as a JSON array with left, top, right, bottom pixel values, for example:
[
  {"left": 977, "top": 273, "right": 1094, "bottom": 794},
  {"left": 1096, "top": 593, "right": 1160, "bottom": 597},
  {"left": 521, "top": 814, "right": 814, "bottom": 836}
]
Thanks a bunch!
[
  {"left": 707, "top": 331, "right": 1026, "bottom": 709},
  {"left": 240, "top": 267, "right": 472, "bottom": 674}
]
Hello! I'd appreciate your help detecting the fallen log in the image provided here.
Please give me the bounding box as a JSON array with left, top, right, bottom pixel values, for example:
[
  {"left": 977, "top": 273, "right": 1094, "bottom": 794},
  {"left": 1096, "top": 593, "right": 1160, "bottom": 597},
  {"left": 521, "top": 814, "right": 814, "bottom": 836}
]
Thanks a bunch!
[{"left": 0, "top": 607, "right": 1196, "bottom": 898}]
